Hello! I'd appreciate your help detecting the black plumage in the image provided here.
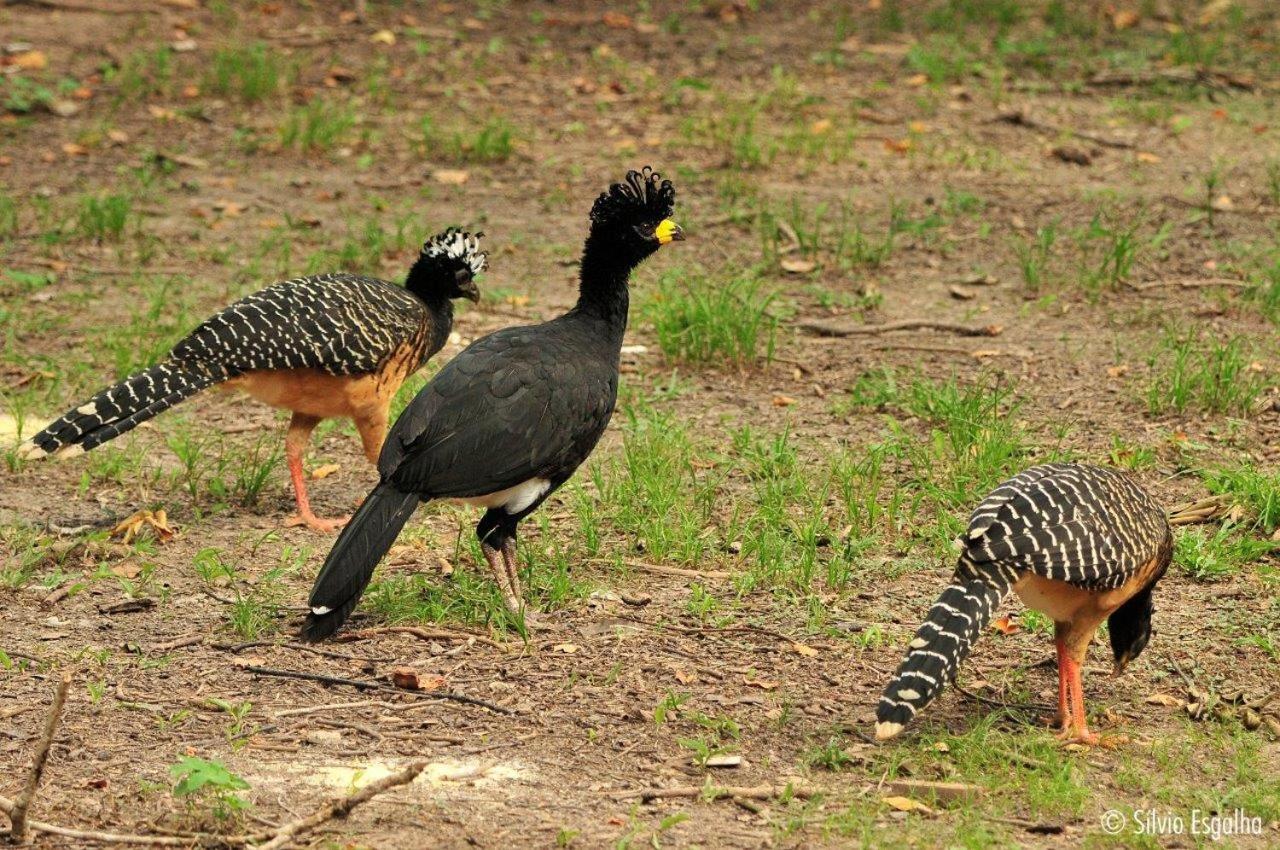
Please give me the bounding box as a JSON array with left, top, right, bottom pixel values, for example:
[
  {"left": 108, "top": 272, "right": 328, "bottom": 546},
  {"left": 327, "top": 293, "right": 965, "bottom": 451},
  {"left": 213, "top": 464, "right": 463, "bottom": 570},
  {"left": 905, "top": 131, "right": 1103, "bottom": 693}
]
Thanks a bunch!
[
  {"left": 24, "top": 228, "right": 486, "bottom": 532},
  {"left": 303, "top": 168, "right": 683, "bottom": 641},
  {"left": 876, "top": 463, "right": 1173, "bottom": 744}
]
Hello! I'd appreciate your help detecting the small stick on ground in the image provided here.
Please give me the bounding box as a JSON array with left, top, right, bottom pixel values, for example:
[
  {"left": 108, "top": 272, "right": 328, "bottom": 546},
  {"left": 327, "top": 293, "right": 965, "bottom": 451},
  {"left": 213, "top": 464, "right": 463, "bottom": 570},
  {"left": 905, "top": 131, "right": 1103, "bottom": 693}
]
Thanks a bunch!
[
  {"left": 800, "top": 319, "right": 1003, "bottom": 338},
  {"left": 992, "top": 109, "right": 1136, "bottom": 150},
  {"left": 240, "top": 665, "right": 512, "bottom": 714},
  {"left": 147, "top": 633, "right": 206, "bottom": 654},
  {"left": 954, "top": 683, "right": 1055, "bottom": 714},
  {"left": 9, "top": 670, "right": 72, "bottom": 842},
  {"left": 1167, "top": 494, "right": 1232, "bottom": 526},
  {"left": 252, "top": 760, "right": 427, "bottom": 850},
  {"left": 344, "top": 625, "right": 503, "bottom": 649},
  {"left": 605, "top": 782, "right": 816, "bottom": 802},
  {"left": 588, "top": 559, "right": 731, "bottom": 580}
]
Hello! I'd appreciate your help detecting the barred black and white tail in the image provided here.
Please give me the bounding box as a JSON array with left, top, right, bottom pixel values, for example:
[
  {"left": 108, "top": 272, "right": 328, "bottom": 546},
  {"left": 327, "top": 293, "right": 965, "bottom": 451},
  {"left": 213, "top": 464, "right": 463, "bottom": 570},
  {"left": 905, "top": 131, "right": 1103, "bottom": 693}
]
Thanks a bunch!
[
  {"left": 875, "top": 560, "right": 1016, "bottom": 740},
  {"left": 21, "top": 361, "right": 222, "bottom": 458}
]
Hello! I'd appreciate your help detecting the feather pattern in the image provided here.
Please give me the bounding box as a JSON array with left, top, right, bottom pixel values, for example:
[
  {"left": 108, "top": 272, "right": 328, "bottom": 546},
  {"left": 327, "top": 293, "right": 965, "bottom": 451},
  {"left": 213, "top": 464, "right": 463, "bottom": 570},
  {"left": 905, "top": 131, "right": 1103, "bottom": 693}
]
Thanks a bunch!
[{"left": 876, "top": 463, "right": 1170, "bottom": 739}]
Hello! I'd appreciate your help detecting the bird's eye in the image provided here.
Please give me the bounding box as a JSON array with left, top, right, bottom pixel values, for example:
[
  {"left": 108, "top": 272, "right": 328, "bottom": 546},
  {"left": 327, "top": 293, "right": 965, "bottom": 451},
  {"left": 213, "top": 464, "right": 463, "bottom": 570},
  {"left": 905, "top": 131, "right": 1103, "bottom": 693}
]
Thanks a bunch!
[{"left": 633, "top": 223, "right": 657, "bottom": 242}]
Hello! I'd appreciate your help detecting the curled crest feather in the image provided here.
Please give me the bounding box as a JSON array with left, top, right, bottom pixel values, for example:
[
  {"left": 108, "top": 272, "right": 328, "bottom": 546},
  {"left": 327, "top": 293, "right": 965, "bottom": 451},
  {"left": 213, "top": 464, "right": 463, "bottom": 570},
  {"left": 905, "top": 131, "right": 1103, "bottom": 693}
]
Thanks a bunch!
[
  {"left": 590, "top": 167, "right": 676, "bottom": 228},
  {"left": 421, "top": 227, "right": 487, "bottom": 277}
]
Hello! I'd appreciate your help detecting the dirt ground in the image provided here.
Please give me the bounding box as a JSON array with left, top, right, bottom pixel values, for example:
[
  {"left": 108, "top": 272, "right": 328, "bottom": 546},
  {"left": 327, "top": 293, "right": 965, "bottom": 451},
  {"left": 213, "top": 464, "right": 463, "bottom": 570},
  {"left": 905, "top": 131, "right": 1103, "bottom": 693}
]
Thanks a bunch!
[{"left": 2, "top": 1, "right": 1279, "bottom": 848}]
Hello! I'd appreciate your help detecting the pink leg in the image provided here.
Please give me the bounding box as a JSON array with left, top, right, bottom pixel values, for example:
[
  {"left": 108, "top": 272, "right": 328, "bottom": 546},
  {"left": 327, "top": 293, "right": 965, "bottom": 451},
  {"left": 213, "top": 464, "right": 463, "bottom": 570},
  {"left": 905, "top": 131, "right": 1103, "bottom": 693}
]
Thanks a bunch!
[{"left": 283, "top": 412, "right": 349, "bottom": 533}]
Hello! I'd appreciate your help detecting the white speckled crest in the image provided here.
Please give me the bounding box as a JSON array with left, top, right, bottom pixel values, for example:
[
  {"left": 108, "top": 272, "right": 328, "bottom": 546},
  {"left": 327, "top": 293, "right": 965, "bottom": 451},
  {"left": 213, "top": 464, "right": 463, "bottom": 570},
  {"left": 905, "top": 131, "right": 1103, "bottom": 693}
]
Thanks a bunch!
[{"left": 422, "top": 228, "right": 487, "bottom": 277}]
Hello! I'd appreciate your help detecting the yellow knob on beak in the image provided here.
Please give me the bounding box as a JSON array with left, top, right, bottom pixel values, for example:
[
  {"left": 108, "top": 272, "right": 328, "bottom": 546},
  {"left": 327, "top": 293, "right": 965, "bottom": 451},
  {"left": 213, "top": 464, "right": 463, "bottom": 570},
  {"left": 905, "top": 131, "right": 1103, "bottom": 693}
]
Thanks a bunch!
[{"left": 655, "top": 219, "right": 685, "bottom": 245}]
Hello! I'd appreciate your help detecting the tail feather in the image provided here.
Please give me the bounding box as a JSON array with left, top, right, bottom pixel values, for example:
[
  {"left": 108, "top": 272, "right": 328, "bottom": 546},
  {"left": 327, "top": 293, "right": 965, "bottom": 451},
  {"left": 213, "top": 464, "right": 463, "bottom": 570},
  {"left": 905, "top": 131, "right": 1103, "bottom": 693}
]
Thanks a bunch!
[
  {"left": 302, "top": 483, "right": 420, "bottom": 642},
  {"left": 24, "top": 361, "right": 220, "bottom": 457},
  {"left": 875, "top": 560, "right": 1016, "bottom": 740}
]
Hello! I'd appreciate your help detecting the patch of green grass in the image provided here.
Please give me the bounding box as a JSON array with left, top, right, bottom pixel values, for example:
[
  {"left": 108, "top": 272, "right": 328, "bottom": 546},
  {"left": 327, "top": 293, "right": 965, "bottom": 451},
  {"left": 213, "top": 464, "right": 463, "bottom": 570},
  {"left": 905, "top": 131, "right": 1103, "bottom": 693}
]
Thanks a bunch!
[
  {"left": 77, "top": 193, "right": 133, "bottom": 242},
  {"left": 280, "top": 98, "right": 355, "bottom": 152},
  {"left": 1075, "top": 212, "right": 1169, "bottom": 297},
  {"left": 1146, "top": 330, "right": 1265, "bottom": 417},
  {"left": 108, "top": 46, "right": 176, "bottom": 100},
  {"left": 643, "top": 266, "right": 777, "bottom": 368},
  {"left": 1198, "top": 464, "right": 1280, "bottom": 534},
  {"left": 1012, "top": 222, "right": 1058, "bottom": 292},
  {"left": 207, "top": 43, "right": 281, "bottom": 102},
  {"left": 1175, "top": 523, "right": 1278, "bottom": 582},
  {"left": 419, "top": 116, "right": 517, "bottom": 163}
]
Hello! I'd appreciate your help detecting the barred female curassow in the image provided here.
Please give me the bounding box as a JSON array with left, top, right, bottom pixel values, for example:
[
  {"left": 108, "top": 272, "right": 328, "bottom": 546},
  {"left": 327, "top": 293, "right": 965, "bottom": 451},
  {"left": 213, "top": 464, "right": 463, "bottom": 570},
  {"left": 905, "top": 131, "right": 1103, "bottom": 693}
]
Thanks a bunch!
[
  {"left": 22, "top": 229, "right": 487, "bottom": 532},
  {"left": 302, "top": 168, "right": 683, "bottom": 640},
  {"left": 876, "top": 463, "right": 1173, "bottom": 744}
]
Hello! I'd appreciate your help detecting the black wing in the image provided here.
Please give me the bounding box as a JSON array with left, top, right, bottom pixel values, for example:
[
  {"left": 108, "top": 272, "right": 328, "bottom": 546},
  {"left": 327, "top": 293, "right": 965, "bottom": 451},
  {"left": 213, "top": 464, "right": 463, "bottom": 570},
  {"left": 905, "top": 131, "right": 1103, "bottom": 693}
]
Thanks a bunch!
[
  {"left": 170, "top": 273, "right": 426, "bottom": 377},
  {"left": 379, "top": 321, "right": 617, "bottom": 499}
]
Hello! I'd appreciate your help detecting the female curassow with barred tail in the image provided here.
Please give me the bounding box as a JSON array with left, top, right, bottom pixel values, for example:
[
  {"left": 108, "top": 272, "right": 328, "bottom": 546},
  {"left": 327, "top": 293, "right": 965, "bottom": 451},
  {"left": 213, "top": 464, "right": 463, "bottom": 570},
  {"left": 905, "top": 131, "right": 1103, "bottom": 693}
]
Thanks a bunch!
[
  {"left": 22, "top": 229, "right": 487, "bottom": 533},
  {"left": 876, "top": 463, "right": 1173, "bottom": 745},
  {"left": 302, "top": 168, "right": 683, "bottom": 641}
]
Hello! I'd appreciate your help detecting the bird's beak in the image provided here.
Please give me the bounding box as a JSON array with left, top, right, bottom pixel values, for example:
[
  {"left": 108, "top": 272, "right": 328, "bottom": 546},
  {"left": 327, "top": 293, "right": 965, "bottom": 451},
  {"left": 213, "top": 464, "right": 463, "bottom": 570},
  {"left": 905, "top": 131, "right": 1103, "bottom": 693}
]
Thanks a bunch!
[
  {"left": 458, "top": 277, "right": 481, "bottom": 303},
  {"left": 655, "top": 219, "right": 685, "bottom": 245}
]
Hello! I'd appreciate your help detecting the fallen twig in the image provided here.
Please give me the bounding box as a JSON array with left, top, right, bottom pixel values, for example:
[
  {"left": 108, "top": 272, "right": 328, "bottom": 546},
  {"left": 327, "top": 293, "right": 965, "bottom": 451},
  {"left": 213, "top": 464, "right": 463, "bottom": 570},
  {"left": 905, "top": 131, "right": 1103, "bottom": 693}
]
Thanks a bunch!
[
  {"left": 887, "top": 779, "right": 983, "bottom": 802},
  {"left": 344, "top": 625, "right": 503, "bottom": 649},
  {"left": 0, "top": 796, "right": 251, "bottom": 846},
  {"left": 800, "top": 319, "right": 1003, "bottom": 338},
  {"left": 8, "top": 671, "right": 71, "bottom": 842},
  {"left": 1167, "top": 494, "right": 1233, "bottom": 526},
  {"left": 251, "top": 760, "right": 428, "bottom": 850},
  {"left": 605, "top": 782, "right": 816, "bottom": 802},
  {"left": 993, "top": 109, "right": 1135, "bottom": 150},
  {"left": 954, "top": 683, "right": 1055, "bottom": 714},
  {"left": 588, "top": 558, "right": 731, "bottom": 580},
  {"left": 239, "top": 665, "right": 511, "bottom": 714},
  {"left": 147, "top": 633, "right": 205, "bottom": 653},
  {"left": 1087, "top": 67, "right": 1256, "bottom": 93},
  {"left": 1129, "top": 278, "right": 1249, "bottom": 292}
]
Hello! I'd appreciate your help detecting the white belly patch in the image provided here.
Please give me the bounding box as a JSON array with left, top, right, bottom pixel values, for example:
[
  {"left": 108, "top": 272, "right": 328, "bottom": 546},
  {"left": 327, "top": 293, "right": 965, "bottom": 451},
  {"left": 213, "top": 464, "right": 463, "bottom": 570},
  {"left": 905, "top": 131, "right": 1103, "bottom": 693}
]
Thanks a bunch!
[{"left": 457, "top": 478, "right": 552, "bottom": 514}]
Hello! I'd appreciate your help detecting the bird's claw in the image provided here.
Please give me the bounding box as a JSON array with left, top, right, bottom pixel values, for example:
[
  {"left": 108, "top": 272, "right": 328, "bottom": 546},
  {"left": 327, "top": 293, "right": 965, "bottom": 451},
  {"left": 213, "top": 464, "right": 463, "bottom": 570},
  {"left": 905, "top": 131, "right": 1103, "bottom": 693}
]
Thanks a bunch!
[{"left": 285, "top": 513, "right": 351, "bottom": 533}]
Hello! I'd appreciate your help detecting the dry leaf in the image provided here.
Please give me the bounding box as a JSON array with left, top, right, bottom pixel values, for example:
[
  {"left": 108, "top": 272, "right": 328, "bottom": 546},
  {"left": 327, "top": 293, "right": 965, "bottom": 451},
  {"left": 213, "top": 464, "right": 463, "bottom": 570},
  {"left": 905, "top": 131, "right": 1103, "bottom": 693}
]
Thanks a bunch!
[
  {"left": 13, "top": 51, "right": 47, "bottom": 70},
  {"left": 433, "top": 169, "right": 470, "bottom": 185},
  {"left": 111, "top": 562, "right": 142, "bottom": 579},
  {"left": 791, "top": 642, "right": 818, "bottom": 657},
  {"left": 1136, "top": 151, "right": 1161, "bottom": 163},
  {"left": 949, "top": 285, "right": 976, "bottom": 300},
  {"left": 148, "top": 105, "right": 177, "bottom": 120},
  {"left": 61, "top": 143, "right": 88, "bottom": 157},
  {"left": 392, "top": 666, "right": 423, "bottom": 689},
  {"left": 370, "top": 29, "right": 397, "bottom": 45},
  {"left": 990, "top": 615, "right": 1020, "bottom": 635},
  {"left": 907, "top": 120, "right": 928, "bottom": 134},
  {"left": 1106, "top": 365, "right": 1129, "bottom": 378},
  {"left": 905, "top": 73, "right": 928, "bottom": 87},
  {"left": 810, "top": 118, "right": 833, "bottom": 135},
  {"left": 744, "top": 677, "right": 779, "bottom": 690},
  {"left": 1146, "top": 693, "right": 1184, "bottom": 707},
  {"left": 1112, "top": 9, "right": 1140, "bottom": 29},
  {"left": 772, "top": 395, "right": 797, "bottom": 407},
  {"left": 674, "top": 668, "right": 697, "bottom": 684},
  {"left": 553, "top": 643, "right": 580, "bottom": 654},
  {"left": 1211, "top": 194, "right": 1233, "bottom": 210},
  {"left": 883, "top": 138, "right": 912, "bottom": 154},
  {"left": 311, "top": 463, "right": 340, "bottom": 480},
  {"left": 883, "top": 795, "right": 932, "bottom": 813},
  {"left": 780, "top": 257, "right": 816, "bottom": 274}
]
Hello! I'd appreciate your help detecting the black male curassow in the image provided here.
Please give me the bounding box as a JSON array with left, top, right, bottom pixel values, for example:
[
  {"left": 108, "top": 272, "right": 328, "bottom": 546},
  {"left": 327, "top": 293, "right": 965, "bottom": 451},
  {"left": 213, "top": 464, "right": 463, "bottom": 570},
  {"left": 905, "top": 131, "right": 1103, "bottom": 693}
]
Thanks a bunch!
[
  {"left": 876, "top": 463, "right": 1173, "bottom": 745},
  {"left": 22, "top": 229, "right": 487, "bottom": 532},
  {"left": 302, "top": 168, "right": 683, "bottom": 640}
]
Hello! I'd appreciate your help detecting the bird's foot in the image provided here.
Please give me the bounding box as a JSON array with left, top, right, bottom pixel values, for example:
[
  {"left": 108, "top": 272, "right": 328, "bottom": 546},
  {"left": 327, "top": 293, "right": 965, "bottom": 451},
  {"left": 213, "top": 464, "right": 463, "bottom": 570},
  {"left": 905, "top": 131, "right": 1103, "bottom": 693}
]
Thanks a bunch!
[
  {"left": 1055, "top": 726, "right": 1101, "bottom": 747},
  {"left": 284, "top": 512, "right": 351, "bottom": 533}
]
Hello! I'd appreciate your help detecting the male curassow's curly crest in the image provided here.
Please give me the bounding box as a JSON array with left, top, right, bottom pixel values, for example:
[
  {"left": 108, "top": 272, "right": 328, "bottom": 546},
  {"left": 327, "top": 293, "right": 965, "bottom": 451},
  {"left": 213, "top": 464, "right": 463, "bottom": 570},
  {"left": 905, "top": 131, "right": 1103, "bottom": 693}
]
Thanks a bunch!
[
  {"left": 23, "top": 228, "right": 486, "bottom": 532},
  {"left": 302, "top": 167, "right": 683, "bottom": 641},
  {"left": 875, "top": 463, "right": 1172, "bottom": 745}
]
